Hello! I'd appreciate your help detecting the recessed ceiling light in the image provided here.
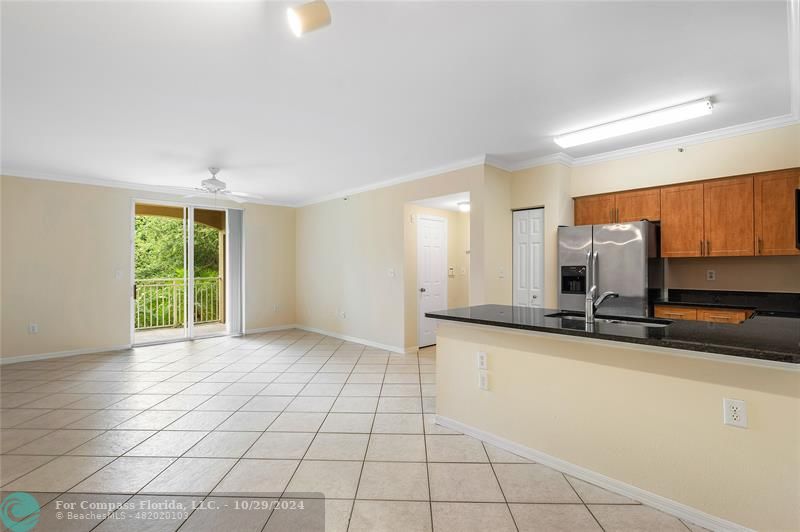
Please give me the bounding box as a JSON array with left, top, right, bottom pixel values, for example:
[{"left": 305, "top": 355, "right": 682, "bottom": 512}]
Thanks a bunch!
[
  {"left": 287, "top": 0, "right": 331, "bottom": 37},
  {"left": 553, "top": 98, "right": 713, "bottom": 149},
  {"left": 457, "top": 201, "right": 471, "bottom": 213}
]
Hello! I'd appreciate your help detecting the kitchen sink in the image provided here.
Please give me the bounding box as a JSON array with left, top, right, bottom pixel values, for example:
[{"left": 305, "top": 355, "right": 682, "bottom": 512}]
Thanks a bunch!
[{"left": 545, "top": 311, "right": 671, "bottom": 328}]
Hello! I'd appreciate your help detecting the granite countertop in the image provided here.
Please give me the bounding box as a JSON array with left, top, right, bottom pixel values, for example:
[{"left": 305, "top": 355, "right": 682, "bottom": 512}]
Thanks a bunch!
[{"left": 426, "top": 304, "right": 800, "bottom": 365}]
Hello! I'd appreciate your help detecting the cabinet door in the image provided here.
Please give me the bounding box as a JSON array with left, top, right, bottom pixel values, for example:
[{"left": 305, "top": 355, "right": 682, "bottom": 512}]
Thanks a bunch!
[
  {"left": 660, "top": 183, "right": 704, "bottom": 257},
  {"left": 615, "top": 188, "right": 661, "bottom": 222},
  {"left": 574, "top": 194, "right": 615, "bottom": 226},
  {"left": 703, "top": 176, "right": 754, "bottom": 256},
  {"left": 754, "top": 169, "right": 800, "bottom": 256}
]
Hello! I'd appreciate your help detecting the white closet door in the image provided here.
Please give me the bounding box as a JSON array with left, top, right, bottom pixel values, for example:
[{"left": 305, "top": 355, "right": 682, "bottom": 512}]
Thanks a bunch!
[
  {"left": 513, "top": 209, "right": 544, "bottom": 307},
  {"left": 417, "top": 215, "right": 447, "bottom": 347}
]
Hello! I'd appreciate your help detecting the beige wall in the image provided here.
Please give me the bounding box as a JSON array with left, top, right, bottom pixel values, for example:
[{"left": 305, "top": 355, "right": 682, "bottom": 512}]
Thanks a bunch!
[
  {"left": 403, "top": 204, "right": 470, "bottom": 347},
  {"left": 0, "top": 175, "right": 296, "bottom": 360},
  {"left": 668, "top": 256, "right": 800, "bottom": 293},
  {"left": 296, "top": 165, "right": 489, "bottom": 351},
  {"left": 569, "top": 123, "right": 800, "bottom": 197},
  {"left": 483, "top": 165, "right": 513, "bottom": 305},
  {"left": 510, "top": 163, "right": 573, "bottom": 309},
  {"left": 3, "top": 124, "right": 798, "bottom": 357},
  {"left": 436, "top": 323, "right": 800, "bottom": 531}
]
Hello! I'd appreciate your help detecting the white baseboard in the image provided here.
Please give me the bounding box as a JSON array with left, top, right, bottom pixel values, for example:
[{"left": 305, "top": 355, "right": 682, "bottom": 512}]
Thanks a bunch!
[
  {"left": 435, "top": 415, "right": 752, "bottom": 532},
  {"left": 0, "top": 344, "right": 133, "bottom": 365},
  {"left": 244, "top": 324, "right": 301, "bottom": 334},
  {"left": 294, "top": 325, "right": 408, "bottom": 354},
  {"left": 0, "top": 325, "right": 415, "bottom": 365}
]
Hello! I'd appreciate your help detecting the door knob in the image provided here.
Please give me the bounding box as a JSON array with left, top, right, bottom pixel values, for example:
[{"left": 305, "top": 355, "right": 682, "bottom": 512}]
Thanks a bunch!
[
  {"left": 531, "top": 295, "right": 537, "bottom": 299},
  {"left": 419, "top": 288, "right": 426, "bottom": 293}
]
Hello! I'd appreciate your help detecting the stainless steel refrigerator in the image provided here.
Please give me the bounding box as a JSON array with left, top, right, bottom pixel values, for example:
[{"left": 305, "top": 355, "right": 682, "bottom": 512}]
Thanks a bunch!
[{"left": 557, "top": 221, "right": 663, "bottom": 318}]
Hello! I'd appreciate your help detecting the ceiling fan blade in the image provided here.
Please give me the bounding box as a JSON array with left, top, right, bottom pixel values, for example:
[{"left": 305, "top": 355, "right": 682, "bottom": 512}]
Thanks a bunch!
[
  {"left": 226, "top": 191, "right": 265, "bottom": 200},
  {"left": 222, "top": 193, "right": 248, "bottom": 204}
]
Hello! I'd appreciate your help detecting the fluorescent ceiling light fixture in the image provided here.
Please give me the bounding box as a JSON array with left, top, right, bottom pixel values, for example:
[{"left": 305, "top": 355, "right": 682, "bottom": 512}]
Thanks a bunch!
[
  {"left": 287, "top": 0, "right": 331, "bottom": 37},
  {"left": 553, "top": 98, "right": 713, "bottom": 148},
  {"left": 457, "top": 201, "right": 471, "bottom": 212}
]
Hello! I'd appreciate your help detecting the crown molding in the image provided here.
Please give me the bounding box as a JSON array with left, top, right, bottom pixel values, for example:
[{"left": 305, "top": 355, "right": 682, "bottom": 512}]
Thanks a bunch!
[
  {"left": 294, "top": 155, "right": 487, "bottom": 207},
  {"left": 0, "top": 168, "right": 294, "bottom": 207},
  {"left": 482, "top": 155, "right": 515, "bottom": 172},
  {"left": 487, "top": 112, "right": 799, "bottom": 172},
  {"left": 491, "top": 152, "right": 576, "bottom": 172},
  {"left": 569, "top": 112, "right": 799, "bottom": 167}
]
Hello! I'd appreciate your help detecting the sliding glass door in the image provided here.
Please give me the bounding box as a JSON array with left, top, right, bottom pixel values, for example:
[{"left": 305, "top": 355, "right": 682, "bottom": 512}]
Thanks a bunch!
[
  {"left": 133, "top": 204, "right": 189, "bottom": 344},
  {"left": 190, "top": 208, "right": 227, "bottom": 339},
  {"left": 133, "top": 203, "right": 236, "bottom": 345}
]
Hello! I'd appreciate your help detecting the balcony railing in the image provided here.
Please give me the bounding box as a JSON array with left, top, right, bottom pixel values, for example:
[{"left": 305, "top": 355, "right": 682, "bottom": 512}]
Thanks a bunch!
[{"left": 135, "top": 277, "right": 222, "bottom": 330}]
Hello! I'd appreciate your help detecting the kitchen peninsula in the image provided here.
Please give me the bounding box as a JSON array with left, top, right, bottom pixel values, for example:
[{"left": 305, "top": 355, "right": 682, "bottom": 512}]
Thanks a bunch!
[{"left": 427, "top": 305, "right": 800, "bottom": 531}]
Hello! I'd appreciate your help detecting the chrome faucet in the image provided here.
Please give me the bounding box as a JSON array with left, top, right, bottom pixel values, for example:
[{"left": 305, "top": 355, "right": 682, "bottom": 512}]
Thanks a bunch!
[{"left": 584, "top": 250, "right": 619, "bottom": 323}]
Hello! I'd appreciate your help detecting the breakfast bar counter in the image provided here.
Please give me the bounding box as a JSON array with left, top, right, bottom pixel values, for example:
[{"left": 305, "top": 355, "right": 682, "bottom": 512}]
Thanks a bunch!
[{"left": 427, "top": 305, "right": 800, "bottom": 531}]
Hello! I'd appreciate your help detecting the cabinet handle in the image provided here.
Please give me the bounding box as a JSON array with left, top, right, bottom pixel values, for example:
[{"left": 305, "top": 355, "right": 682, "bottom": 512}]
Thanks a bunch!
[
  {"left": 706, "top": 240, "right": 711, "bottom": 255},
  {"left": 758, "top": 238, "right": 763, "bottom": 254},
  {"left": 610, "top": 208, "right": 614, "bottom": 223},
  {"left": 664, "top": 312, "right": 686, "bottom": 317},
  {"left": 699, "top": 240, "right": 703, "bottom": 256},
  {"left": 616, "top": 207, "right": 620, "bottom": 223},
  {"left": 708, "top": 315, "right": 731, "bottom": 320}
]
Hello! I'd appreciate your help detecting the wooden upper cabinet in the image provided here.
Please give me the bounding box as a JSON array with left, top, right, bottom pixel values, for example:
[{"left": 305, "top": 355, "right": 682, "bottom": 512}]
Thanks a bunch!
[
  {"left": 615, "top": 188, "right": 660, "bottom": 222},
  {"left": 574, "top": 194, "right": 615, "bottom": 226},
  {"left": 660, "top": 183, "right": 704, "bottom": 257},
  {"left": 754, "top": 169, "right": 800, "bottom": 256},
  {"left": 703, "top": 176, "right": 754, "bottom": 256}
]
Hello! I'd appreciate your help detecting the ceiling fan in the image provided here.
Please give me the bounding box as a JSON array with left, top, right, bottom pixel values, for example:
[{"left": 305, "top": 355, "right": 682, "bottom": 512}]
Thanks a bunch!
[{"left": 183, "top": 167, "right": 264, "bottom": 204}]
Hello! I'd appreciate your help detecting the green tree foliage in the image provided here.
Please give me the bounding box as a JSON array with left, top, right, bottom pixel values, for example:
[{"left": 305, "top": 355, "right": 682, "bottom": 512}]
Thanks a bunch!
[{"left": 135, "top": 215, "right": 220, "bottom": 279}]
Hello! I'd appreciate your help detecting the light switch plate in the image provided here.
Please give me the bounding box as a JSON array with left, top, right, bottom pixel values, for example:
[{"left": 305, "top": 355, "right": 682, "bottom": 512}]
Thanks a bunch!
[{"left": 478, "top": 371, "right": 489, "bottom": 390}]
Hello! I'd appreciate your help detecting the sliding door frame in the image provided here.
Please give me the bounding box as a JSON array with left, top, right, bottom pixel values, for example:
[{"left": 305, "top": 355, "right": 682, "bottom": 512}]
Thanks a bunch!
[{"left": 130, "top": 198, "right": 244, "bottom": 347}]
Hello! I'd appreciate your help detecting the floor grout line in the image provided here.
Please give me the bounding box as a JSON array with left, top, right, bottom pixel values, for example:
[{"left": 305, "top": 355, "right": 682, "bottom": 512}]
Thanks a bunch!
[
  {"left": 2, "top": 332, "right": 678, "bottom": 532},
  {"left": 344, "top": 343, "right": 390, "bottom": 532}
]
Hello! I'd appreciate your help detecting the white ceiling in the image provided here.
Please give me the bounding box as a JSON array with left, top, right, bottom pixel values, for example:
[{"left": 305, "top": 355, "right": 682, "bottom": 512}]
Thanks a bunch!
[
  {"left": 1, "top": 1, "right": 796, "bottom": 205},
  {"left": 412, "top": 191, "right": 470, "bottom": 212}
]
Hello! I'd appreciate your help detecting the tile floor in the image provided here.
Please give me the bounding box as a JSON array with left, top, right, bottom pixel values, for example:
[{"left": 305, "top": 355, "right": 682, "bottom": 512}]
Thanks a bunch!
[
  {"left": 134, "top": 322, "right": 228, "bottom": 345},
  {"left": 0, "top": 330, "right": 704, "bottom": 531}
]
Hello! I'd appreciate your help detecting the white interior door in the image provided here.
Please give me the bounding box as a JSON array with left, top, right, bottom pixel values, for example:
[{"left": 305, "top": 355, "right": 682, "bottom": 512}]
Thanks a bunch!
[
  {"left": 417, "top": 215, "right": 447, "bottom": 347},
  {"left": 513, "top": 208, "right": 545, "bottom": 307}
]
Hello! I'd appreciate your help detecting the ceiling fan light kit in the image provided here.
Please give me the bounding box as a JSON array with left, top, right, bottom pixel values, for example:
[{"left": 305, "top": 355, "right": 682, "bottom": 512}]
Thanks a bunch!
[{"left": 287, "top": 0, "right": 331, "bottom": 37}]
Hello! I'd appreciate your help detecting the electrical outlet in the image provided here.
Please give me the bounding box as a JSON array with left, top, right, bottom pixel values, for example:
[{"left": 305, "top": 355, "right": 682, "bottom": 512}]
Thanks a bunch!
[
  {"left": 28, "top": 323, "right": 39, "bottom": 334},
  {"left": 723, "top": 398, "right": 748, "bottom": 428},
  {"left": 476, "top": 351, "right": 488, "bottom": 370},
  {"left": 478, "top": 371, "right": 489, "bottom": 391},
  {"left": 340, "top": 311, "right": 347, "bottom": 319},
  {"left": 387, "top": 268, "right": 395, "bottom": 278},
  {"left": 273, "top": 304, "right": 280, "bottom": 313},
  {"left": 706, "top": 270, "right": 716, "bottom": 281}
]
